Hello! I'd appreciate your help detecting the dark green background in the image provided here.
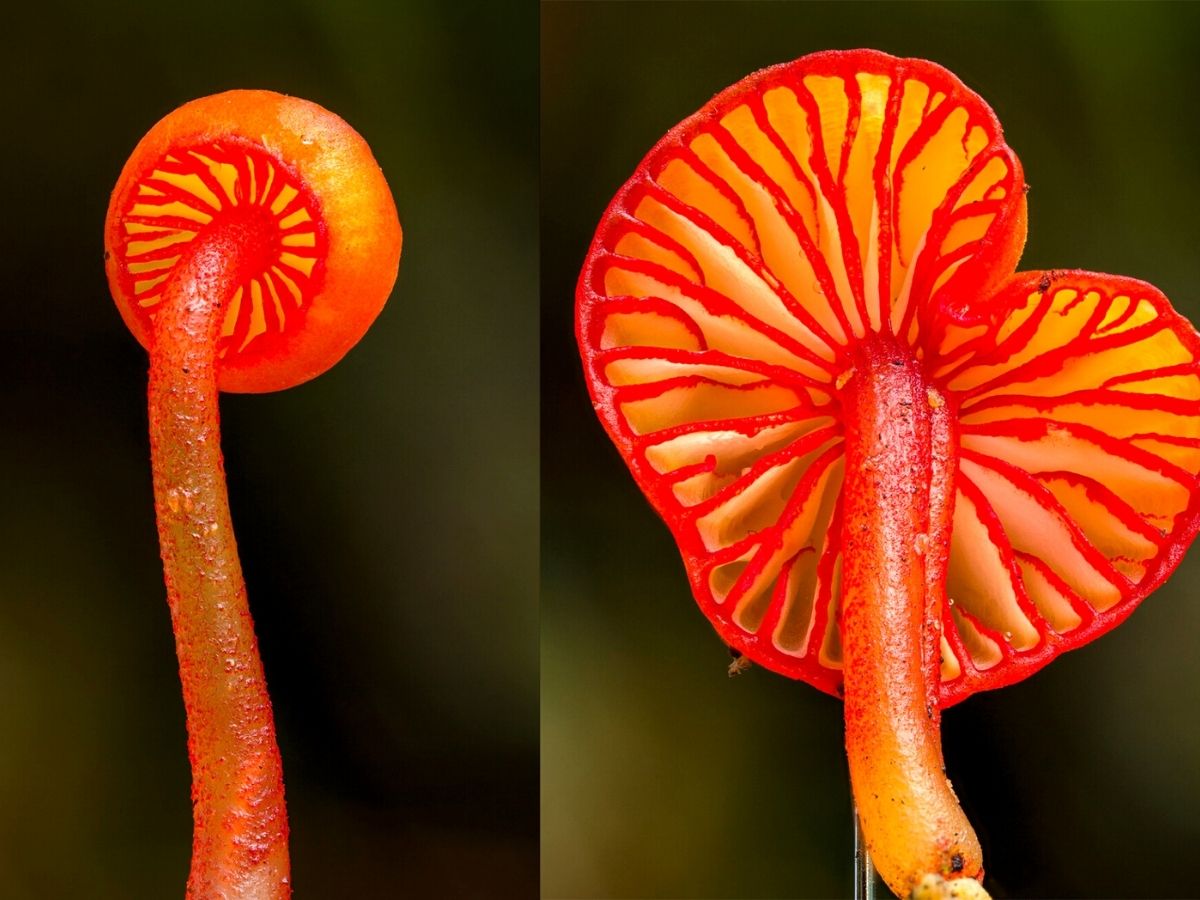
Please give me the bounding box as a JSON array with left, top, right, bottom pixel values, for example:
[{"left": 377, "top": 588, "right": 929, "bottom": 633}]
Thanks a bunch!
[
  {"left": 543, "top": 2, "right": 1200, "bottom": 898},
  {"left": 1, "top": 1, "right": 535, "bottom": 896},
  {"left": 3, "top": 1, "right": 1199, "bottom": 898}
]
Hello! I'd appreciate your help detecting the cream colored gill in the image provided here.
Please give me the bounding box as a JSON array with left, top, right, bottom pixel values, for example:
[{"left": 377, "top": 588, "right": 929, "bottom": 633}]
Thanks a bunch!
[
  {"left": 642, "top": 170, "right": 840, "bottom": 364},
  {"left": 727, "top": 457, "right": 843, "bottom": 640}
]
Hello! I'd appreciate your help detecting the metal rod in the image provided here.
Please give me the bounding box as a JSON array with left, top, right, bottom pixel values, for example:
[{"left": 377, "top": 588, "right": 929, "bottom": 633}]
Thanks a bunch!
[{"left": 854, "top": 803, "right": 878, "bottom": 900}]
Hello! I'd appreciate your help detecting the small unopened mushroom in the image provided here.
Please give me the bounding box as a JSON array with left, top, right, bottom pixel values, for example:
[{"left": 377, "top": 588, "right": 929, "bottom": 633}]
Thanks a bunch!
[
  {"left": 576, "top": 49, "right": 1200, "bottom": 896},
  {"left": 105, "top": 91, "right": 401, "bottom": 897}
]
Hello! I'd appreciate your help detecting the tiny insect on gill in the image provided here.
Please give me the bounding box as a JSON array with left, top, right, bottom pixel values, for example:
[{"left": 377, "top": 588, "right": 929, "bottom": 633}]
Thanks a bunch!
[
  {"left": 576, "top": 49, "right": 1200, "bottom": 896},
  {"left": 105, "top": 90, "right": 401, "bottom": 898}
]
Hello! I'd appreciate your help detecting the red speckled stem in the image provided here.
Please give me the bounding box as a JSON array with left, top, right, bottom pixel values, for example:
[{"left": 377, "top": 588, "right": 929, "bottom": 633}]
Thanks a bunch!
[
  {"left": 148, "top": 227, "right": 290, "bottom": 899},
  {"left": 840, "top": 335, "right": 980, "bottom": 897}
]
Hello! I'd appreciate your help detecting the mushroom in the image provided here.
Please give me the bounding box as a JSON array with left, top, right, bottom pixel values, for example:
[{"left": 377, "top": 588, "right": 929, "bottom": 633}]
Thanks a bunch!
[
  {"left": 104, "top": 91, "right": 401, "bottom": 897},
  {"left": 576, "top": 49, "right": 1200, "bottom": 896}
]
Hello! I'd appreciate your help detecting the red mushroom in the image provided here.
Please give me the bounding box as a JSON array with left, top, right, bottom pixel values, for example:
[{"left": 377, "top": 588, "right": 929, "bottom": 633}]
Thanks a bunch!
[
  {"left": 576, "top": 49, "right": 1200, "bottom": 896},
  {"left": 105, "top": 91, "right": 401, "bottom": 897}
]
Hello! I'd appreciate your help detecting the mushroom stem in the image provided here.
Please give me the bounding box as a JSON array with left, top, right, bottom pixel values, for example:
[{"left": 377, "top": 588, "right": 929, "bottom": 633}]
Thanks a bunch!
[
  {"left": 149, "top": 231, "right": 290, "bottom": 898},
  {"left": 840, "top": 336, "right": 981, "bottom": 897}
]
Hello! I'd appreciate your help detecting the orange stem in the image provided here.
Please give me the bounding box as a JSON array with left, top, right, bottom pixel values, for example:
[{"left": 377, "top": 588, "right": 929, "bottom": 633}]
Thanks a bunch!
[
  {"left": 148, "top": 228, "right": 290, "bottom": 898},
  {"left": 840, "top": 335, "right": 981, "bottom": 897}
]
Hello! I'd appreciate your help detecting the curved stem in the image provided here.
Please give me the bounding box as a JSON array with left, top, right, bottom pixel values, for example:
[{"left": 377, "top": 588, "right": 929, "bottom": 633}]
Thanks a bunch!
[
  {"left": 840, "top": 336, "right": 980, "bottom": 897},
  {"left": 149, "top": 233, "right": 290, "bottom": 898}
]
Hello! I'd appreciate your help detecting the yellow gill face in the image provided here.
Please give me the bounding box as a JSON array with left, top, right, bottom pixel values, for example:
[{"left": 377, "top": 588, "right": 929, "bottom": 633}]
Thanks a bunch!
[
  {"left": 114, "top": 138, "right": 327, "bottom": 362},
  {"left": 579, "top": 51, "right": 1200, "bottom": 703},
  {"left": 616, "top": 69, "right": 1021, "bottom": 366},
  {"left": 939, "top": 280, "right": 1200, "bottom": 674}
]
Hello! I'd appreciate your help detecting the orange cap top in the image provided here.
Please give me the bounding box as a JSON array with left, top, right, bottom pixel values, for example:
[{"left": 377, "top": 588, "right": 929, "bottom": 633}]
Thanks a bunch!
[{"left": 105, "top": 89, "right": 402, "bottom": 393}]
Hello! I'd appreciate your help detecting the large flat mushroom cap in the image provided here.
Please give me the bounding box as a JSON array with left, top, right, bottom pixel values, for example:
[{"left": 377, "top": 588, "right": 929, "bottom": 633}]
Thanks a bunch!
[{"left": 576, "top": 49, "right": 1200, "bottom": 706}]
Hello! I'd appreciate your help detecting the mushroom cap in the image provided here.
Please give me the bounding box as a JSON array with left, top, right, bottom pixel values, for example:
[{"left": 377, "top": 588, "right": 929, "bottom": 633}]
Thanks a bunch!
[
  {"left": 576, "top": 49, "right": 1200, "bottom": 705},
  {"left": 105, "top": 89, "right": 401, "bottom": 393}
]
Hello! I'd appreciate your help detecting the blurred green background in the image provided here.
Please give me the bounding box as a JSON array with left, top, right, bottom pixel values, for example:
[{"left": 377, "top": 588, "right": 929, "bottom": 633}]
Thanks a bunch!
[
  {"left": 0, "top": 1, "right": 534, "bottom": 896},
  {"left": 543, "top": 2, "right": 1200, "bottom": 898}
]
